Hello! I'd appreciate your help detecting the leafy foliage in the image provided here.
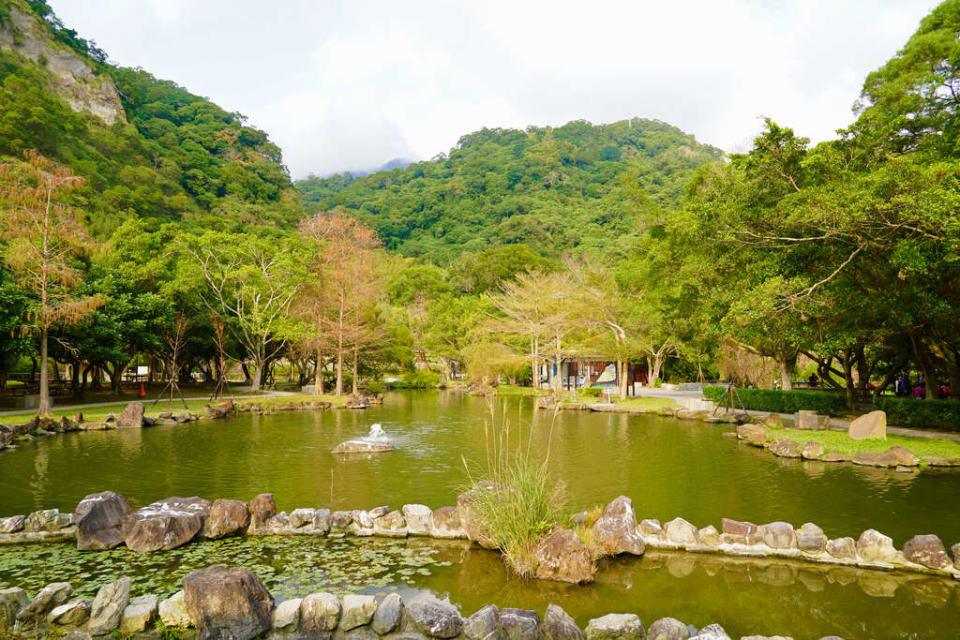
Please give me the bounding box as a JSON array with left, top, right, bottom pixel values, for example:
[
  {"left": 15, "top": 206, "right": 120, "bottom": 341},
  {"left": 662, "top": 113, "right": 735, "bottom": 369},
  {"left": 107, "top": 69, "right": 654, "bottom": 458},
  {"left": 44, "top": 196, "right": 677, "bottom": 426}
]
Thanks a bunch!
[
  {"left": 875, "top": 396, "right": 960, "bottom": 432},
  {"left": 703, "top": 386, "right": 849, "bottom": 416}
]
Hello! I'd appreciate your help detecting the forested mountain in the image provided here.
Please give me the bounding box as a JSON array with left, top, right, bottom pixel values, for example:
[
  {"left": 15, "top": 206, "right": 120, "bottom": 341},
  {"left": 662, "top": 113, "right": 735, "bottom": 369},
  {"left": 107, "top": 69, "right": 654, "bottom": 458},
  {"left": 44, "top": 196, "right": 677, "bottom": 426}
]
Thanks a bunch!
[
  {"left": 0, "top": 0, "right": 300, "bottom": 236},
  {"left": 296, "top": 120, "right": 724, "bottom": 262}
]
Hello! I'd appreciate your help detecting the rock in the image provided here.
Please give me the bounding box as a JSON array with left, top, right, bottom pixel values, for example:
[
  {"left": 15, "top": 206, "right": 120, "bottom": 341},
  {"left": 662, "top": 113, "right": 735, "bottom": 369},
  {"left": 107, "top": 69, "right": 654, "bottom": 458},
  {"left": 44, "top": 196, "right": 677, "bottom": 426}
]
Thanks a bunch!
[
  {"left": 121, "top": 594, "right": 159, "bottom": 633},
  {"left": 759, "top": 522, "right": 797, "bottom": 550},
  {"left": 402, "top": 504, "right": 434, "bottom": 536},
  {"left": 289, "top": 508, "right": 316, "bottom": 529},
  {"left": 821, "top": 451, "right": 853, "bottom": 463},
  {"left": 500, "top": 608, "right": 540, "bottom": 640},
  {"left": 182, "top": 566, "right": 273, "bottom": 640},
  {"left": 312, "top": 509, "right": 331, "bottom": 535},
  {"left": 848, "top": 410, "right": 886, "bottom": 440},
  {"left": 351, "top": 510, "right": 375, "bottom": 536},
  {"left": 300, "top": 593, "right": 340, "bottom": 634},
  {"left": 825, "top": 537, "right": 857, "bottom": 560},
  {"left": 795, "top": 410, "right": 822, "bottom": 430},
  {"left": 373, "top": 510, "right": 408, "bottom": 537},
  {"left": 852, "top": 451, "right": 898, "bottom": 467},
  {"left": 542, "top": 604, "right": 584, "bottom": 640},
  {"left": 769, "top": 439, "right": 801, "bottom": 458},
  {"left": 369, "top": 506, "right": 391, "bottom": 519},
  {"left": 88, "top": 577, "right": 131, "bottom": 635},
  {"left": 801, "top": 441, "right": 825, "bottom": 460},
  {"left": 646, "top": 617, "right": 690, "bottom": 640},
  {"left": 533, "top": 528, "right": 595, "bottom": 583},
  {"left": 331, "top": 441, "right": 394, "bottom": 454},
  {"left": 464, "top": 604, "right": 504, "bottom": 640},
  {"left": 689, "top": 624, "right": 730, "bottom": 640},
  {"left": 952, "top": 542, "right": 960, "bottom": 570},
  {"left": 0, "top": 515, "right": 25, "bottom": 533},
  {"left": 265, "top": 512, "right": 294, "bottom": 535},
  {"left": 159, "top": 591, "right": 191, "bottom": 628},
  {"left": 123, "top": 496, "right": 211, "bottom": 552},
  {"left": 457, "top": 488, "right": 498, "bottom": 549},
  {"left": 857, "top": 529, "right": 897, "bottom": 563},
  {"left": 25, "top": 508, "right": 61, "bottom": 532},
  {"left": 331, "top": 511, "right": 353, "bottom": 530},
  {"left": 922, "top": 456, "right": 960, "bottom": 467},
  {"left": 248, "top": 493, "right": 276, "bottom": 533},
  {"left": 407, "top": 596, "right": 463, "bottom": 638},
  {"left": 887, "top": 446, "right": 919, "bottom": 466},
  {"left": 431, "top": 506, "right": 467, "bottom": 539},
  {"left": 796, "top": 523, "right": 826, "bottom": 554},
  {"left": 585, "top": 613, "right": 644, "bottom": 640},
  {"left": 340, "top": 594, "right": 377, "bottom": 630},
  {"left": 0, "top": 587, "right": 29, "bottom": 629},
  {"left": 372, "top": 593, "right": 403, "bottom": 635},
  {"left": 663, "top": 518, "right": 698, "bottom": 546},
  {"left": 17, "top": 582, "right": 71, "bottom": 624},
  {"left": 764, "top": 413, "right": 783, "bottom": 428},
  {"left": 116, "top": 402, "right": 145, "bottom": 428},
  {"left": 47, "top": 599, "right": 91, "bottom": 626},
  {"left": 721, "top": 518, "right": 758, "bottom": 544},
  {"left": 697, "top": 525, "right": 721, "bottom": 547},
  {"left": 639, "top": 519, "right": 663, "bottom": 538},
  {"left": 592, "top": 496, "right": 645, "bottom": 556},
  {"left": 902, "top": 534, "right": 951, "bottom": 570},
  {"left": 75, "top": 491, "right": 132, "bottom": 550},
  {"left": 271, "top": 597, "right": 301, "bottom": 632},
  {"left": 203, "top": 498, "right": 251, "bottom": 539}
]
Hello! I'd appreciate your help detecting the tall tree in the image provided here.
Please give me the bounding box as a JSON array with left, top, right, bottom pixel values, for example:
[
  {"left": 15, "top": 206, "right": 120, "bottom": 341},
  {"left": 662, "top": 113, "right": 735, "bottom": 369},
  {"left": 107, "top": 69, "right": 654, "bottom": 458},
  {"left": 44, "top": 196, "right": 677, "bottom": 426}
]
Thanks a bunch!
[{"left": 0, "top": 151, "right": 102, "bottom": 414}]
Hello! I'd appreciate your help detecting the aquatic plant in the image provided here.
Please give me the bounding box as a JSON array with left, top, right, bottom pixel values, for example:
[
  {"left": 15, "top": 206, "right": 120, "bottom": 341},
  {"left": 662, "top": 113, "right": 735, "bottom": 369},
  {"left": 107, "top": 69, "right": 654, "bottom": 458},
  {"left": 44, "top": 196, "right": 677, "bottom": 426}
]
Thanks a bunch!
[{"left": 462, "top": 401, "right": 569, "bottom": 577}]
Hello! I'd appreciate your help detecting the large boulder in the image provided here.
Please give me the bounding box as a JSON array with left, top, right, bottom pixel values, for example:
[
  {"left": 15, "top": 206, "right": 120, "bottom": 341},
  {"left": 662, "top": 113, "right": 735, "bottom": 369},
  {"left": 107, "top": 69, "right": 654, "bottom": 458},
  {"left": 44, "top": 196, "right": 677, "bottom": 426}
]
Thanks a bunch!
[
  {"left": 720, "top": 518, "right": 758, "bottom": 544},
  {"left": 533, "top": 528, "right": 595, "bottom": 584},
  {"left": 402, "top": 504, "right": 434, "bottom": 536},
  {"left": 182, "top": 566, "right": 273, "bottom": 640},
  {"left": 116, "top": 402, "right": 145, "bottom": 428},
  {"left": 24, "top": 509, "right": 64, "bottom": 532},
  {"left": 159, "top": 591, "right": 191, "bottom": 628},
  {"left": 431, "top": 507, "right": 467, "bottom": 539},
  {"left": 123, "top": 497, "right": 211, "bottom": 552},
  {"left": 75, "top": 491, "right": 132, "bottom": 551},
  {"left": 768, "top": 439, "right": 802, "bottom": 458},
  {"left": 852, "top": 451, "right": 898, "bottom": 468},
  {"left": 248, "top": 493, "right": 276, "bottom": 534},
  {"left": 591, "top": 496, "right": 645, "bottom": 556},
  {"left": 340, "top": 594, "right": 377, "bottom": 630},
  {"left": 825, "top": 537, "right": 857, "bottom": 560},
  {"left": 848, "top": 410, "right": 886, "bottom": 440},
  {"left": 0, "top": 515, "right": 25, "bottom": 534},
  {"left": 47, "top": 599, "right": 91, "bottom": 626},
  {"left": 407, "top": 596, "right": 463, "bottom": 638},
  {"left": 903, "top": 534, "right": 951, "bottom": 570},
  {"left": 542, "top": 604, "right": 584, "bottom": 640},
  {"left": 887, "top": 446, "right": 919, "bottom": 467},
  {"left": 759, "top": 522, "right": 797, "bottom": 550},
  {"left": 373, "top": 510, "right": 408, "bottom": 537},
  {"left": 464, "top": 604, "right": 504, "bottom": 640},
  {"left": 0, "top": 587, "right": 29, "bottom": 629},
  {"left": 16, "top": 582, "right": 71, "bottom": 625},
  {"left": 585, "top": 614, "right": 644, "bottom": 640},
  {"left": 796, "top": 523, "right": 826, "bottom": 554},
  {"left": 203, "top": 499, "right": 250, "bottom": 539},
  {"left": 299, "top": 592, "right": 341, "bottom": 634},
  {"left": 88, "top": 577, "right": 132, "bottom": 635},
  {"left": 501, "top": 608, "right": 540, "bottom": 640},
  {"left": 271, "top": 598, "right": 301, "bottom": 633},
  {"left": 663, "top": 518, "right": 698, "bottom": 547},
  {"left": 372, "top": 593, "right": 403, "bottom": 635},
  {"left": 121, "top": 594, "right": 159, "bottom": 633},
  {"left": 457, "top": 487, "right": 498, "bottom": 549},
  {"left": 857, "top": 529, "right": 897, "bottom": 563},
  {"left": 646, "top": 617, "right": 690, "bottom": 640}
]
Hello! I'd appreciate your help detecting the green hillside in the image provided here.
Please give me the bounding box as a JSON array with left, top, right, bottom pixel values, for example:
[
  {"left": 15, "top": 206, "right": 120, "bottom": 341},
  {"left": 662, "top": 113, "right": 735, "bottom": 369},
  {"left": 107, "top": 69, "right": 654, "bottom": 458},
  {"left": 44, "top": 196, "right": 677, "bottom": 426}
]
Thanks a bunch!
[
  {"left": 296, "top": 120, "right": 724, "bottom": 262},
  {"left": 0, "top": 0, "right": 299, "bottom": 236}
]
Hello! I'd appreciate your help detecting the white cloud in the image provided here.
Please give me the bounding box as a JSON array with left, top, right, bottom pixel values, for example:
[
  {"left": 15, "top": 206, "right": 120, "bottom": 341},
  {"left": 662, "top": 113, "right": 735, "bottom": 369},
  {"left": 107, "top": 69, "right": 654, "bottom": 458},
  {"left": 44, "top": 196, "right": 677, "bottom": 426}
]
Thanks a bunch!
[{"left": 49, "top": 0, "right": 941, "bottom": 178}]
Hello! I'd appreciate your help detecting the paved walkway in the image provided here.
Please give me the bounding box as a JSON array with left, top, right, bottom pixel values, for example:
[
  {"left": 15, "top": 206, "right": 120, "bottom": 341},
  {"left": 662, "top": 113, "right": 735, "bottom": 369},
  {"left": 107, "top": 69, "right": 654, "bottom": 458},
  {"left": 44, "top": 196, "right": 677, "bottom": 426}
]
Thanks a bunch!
[
  {"left": 0, "top": 390, "right": 293, "bottom": 417},
  {"left": 633, "top": 388, "right": 960, "bottom": 443}
]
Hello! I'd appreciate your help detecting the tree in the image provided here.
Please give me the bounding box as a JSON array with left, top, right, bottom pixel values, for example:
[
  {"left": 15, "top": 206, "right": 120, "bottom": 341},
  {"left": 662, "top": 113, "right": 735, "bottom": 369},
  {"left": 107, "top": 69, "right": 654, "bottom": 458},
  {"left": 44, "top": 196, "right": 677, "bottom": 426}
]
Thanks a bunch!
[
  {"left": 185, "top": 231, "right": 306, "bottom": 391},
  {"left": 0, "top": 150, "right": 102, "bottom": 414}
]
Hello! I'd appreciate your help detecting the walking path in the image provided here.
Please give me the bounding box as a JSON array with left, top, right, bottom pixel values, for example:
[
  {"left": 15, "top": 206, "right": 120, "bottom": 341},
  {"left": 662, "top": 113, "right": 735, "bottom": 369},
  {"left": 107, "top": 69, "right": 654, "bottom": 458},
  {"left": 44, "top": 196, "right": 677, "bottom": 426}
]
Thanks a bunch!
[
  {"left": 633, "top": 388, "right": 960, "bottom": 443},
  {"left": 0, "top": 390, "right": 293, "bottom": 417}
]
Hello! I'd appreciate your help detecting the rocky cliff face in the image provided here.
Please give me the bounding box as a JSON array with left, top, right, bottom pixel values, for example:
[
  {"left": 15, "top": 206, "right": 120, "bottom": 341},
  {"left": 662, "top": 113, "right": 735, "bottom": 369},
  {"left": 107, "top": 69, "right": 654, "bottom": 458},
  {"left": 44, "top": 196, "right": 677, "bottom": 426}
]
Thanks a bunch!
[{"left": 0, "top": 5, "right": 125, "bottom": 125}]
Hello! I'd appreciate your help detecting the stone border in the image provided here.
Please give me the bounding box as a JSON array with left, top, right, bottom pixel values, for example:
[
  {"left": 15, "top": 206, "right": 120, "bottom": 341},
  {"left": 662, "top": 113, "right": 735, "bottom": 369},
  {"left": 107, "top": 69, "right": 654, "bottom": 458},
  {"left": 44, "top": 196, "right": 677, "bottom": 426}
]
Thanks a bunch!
[
  {"left": 0, "top": 564, "right": 844, "bottom": 640},
  {"left": 2, "top": 493, "right": 959, "bottom": 585}
]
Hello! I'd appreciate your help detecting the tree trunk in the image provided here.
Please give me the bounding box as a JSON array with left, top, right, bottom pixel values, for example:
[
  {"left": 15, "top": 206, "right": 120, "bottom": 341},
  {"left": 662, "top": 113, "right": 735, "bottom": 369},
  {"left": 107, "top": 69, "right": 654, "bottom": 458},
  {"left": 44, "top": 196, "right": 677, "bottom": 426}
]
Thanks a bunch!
[
  {"left": 314, "top": 348, "right": 325, "bottom": 396},
  {"left": 241, "top": 363, "right": 252, "bottom": 385},
  {"left": 250, "top": 363, "right": 263, "bottom": 392},
  {"left": 841, "top": 351, "right": 856, "bottom": 412},
  {"left": 38, "top": 326, "right": 51, "bottom": 415},
  {"left": 335, "top": 347, "right": 344, "bottom": 396},
  {"left": 778, "top": 358, "right": 793, "bottom": 391},
  {"left": 530, "top": 336, "right": 539, "bottom": 390},
  {"left": 617, "top": 360, "right": 628, "bottom": 400},
  {"left": 351, "top": 343, "right": 359, "bottom": 396},
  {"left": 651, "top": 354, "right": 664, "bottom": 384}
]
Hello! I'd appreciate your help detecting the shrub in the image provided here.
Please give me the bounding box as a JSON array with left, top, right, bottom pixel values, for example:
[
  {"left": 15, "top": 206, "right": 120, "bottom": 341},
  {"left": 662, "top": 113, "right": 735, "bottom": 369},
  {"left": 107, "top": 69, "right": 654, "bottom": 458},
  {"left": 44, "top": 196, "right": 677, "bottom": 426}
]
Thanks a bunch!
[
  {"left": 364, "top": 380, "right": 384, "bottom": 395},
  {"left": 579, "top": 386, "right": 603, "bottom": 398},
  {"left": 401, "top": 369, "right": 441, "bottom": 389},
  {"left": 875, "top": 396, "right": 960, "bottom": 432},
  {"left": 703, "top": 386, "right": 848, "bottom": 416}
]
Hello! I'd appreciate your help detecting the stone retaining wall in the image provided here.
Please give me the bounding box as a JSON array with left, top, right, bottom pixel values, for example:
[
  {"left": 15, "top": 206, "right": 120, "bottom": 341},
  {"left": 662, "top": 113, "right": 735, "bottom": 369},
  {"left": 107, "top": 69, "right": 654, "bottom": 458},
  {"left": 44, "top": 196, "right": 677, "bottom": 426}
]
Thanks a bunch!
[
  {"left": 2, "top": 492, "right": 959, "bottom": 586},
  {"left": 0, "top": 564, "right": 844, "bottom": 640}
]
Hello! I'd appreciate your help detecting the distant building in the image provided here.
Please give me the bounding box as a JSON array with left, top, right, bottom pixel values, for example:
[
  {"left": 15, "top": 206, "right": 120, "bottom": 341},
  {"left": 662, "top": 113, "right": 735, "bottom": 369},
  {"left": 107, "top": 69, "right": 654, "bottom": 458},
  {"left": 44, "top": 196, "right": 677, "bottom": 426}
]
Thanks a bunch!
[{"left": 537, "top": 357, "right": 648, "bottom": 394}]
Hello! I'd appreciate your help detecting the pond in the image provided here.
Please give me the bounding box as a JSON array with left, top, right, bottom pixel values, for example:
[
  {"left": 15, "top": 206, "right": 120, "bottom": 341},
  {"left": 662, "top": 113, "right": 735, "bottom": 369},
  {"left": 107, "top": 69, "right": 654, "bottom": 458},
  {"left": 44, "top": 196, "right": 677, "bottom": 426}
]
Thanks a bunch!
[
  {"left": 2, "top": 391, "right": 958, "bottom": 545},
  {"left": 1, "top": 537, "right": 958, "bottom": 639}
]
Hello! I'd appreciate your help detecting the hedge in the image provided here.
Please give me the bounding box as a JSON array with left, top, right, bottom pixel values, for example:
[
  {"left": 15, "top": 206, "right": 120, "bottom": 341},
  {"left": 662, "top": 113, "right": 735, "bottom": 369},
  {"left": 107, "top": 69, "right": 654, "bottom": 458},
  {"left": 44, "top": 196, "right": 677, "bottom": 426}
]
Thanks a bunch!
[
  {"left": 702, "top": 386, "right": 848, "bottom": 416},
  {"left": 874, "top": 396, "right": 960, "bottom": 432}
]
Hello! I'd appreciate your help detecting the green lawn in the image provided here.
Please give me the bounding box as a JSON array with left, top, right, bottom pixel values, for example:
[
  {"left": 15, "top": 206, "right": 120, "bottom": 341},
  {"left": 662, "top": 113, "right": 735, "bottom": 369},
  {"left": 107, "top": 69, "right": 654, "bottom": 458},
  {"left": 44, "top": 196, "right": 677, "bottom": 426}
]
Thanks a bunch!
[
  {"left": 765, "top": 426, "right": 960, "bottom": 459},
  {"left": 0, "top": 393, "right": 349, "bottom": 425},
  {"left": 495, "top": 384, "right": 550, "bottom": 397},
  {"left": 612, "top": 396, "right": 679, "bottom": 409}
]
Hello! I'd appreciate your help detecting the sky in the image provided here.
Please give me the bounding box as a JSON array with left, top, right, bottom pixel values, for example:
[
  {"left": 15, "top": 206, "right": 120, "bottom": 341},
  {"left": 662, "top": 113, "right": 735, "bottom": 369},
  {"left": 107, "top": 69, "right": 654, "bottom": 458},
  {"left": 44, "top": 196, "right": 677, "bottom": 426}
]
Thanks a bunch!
[{"left": 50, "top": 0, "right": 941, "bottom": 179}]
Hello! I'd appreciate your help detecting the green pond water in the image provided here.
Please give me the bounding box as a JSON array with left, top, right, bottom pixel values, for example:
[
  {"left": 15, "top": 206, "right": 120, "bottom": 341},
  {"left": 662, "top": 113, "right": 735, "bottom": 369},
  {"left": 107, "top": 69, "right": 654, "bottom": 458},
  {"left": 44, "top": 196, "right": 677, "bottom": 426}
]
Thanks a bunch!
[{"left": 2, "top": 391, "right": 960, "bottom": 638}]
